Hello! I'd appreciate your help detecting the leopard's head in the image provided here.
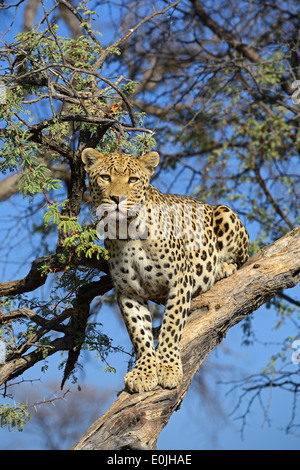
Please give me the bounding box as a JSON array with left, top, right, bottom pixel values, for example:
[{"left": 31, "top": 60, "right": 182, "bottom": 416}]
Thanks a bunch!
[{"left": 82, "top": 148, "right": 159, "bottom": 218}]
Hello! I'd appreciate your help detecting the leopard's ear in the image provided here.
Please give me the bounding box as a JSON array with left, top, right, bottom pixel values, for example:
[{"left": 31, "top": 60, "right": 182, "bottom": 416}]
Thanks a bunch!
[
  {"left": 82, "top": 148, "right": 104, "bottom": 173},
  {"left": 139, "top": 152, "right": 159, "bottom": 177}
]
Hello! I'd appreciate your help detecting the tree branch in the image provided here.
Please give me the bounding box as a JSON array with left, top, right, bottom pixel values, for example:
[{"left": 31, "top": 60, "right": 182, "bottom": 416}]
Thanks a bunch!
[
  {"left": 0, "top": 253, "right": 110, "bottom": 298},
  {"left": 190, "top": 0, "right": 262, "bottom": 63},
  {"left": 0, "top": 337, "right": 71, "bottom": 388},
  {"left": 253, "top": 163, "right": 295, "bottom": 230},
  {"left": 92, "top": 0, "right": 183, "bottom": 71},
  {"left": 190, "top": 0, "right": 294, "bottom": 95},
  {"left": 0, "top": 254, "right": 60, "bottom": 297},
  {"left": 72, "top": 225, "right": 300, "bottom": 450},
  {"left": 0, "top": 275, "right": 113, "bottom": 388}
]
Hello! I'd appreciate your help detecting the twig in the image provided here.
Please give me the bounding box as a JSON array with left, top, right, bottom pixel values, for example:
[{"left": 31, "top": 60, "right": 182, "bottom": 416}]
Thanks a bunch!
[{"left": 92, "top": 0, "right": 183, "bottom": 71}]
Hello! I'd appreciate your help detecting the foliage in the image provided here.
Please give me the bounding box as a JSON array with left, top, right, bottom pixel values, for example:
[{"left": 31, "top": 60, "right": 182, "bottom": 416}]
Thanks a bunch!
[{"left": 0, "top": 403, "right": 31, "bottom": 432}]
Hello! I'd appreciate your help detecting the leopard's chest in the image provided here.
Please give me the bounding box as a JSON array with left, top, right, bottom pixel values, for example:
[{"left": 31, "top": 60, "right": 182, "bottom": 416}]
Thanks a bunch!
[{"left": 106, "top": 239, "right": 176, "bottom": 301}]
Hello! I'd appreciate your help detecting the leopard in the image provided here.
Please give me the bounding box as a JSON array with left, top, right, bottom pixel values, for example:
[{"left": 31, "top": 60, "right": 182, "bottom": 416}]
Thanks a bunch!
[{"left": 82, "top": 148, "right": 249, "bottom": 393}]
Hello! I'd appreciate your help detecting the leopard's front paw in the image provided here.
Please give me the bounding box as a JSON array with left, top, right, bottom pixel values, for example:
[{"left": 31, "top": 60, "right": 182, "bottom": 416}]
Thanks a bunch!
[
  {"left": 156, "top": 360, "right": 183, "bottom": 389},
  {"left": 215, "top": 261, "right": 237, "bottom": 281},
  {"left": 124, "top": 359, "right": 158, "bottom": 393}
]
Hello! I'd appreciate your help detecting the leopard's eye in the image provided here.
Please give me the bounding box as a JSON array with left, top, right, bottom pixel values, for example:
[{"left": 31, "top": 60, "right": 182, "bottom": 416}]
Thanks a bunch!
[
  {"left": 99, "top": 175, "right": 111, "bottom": 182},
  {"left": 128, "top": 177, "right": 139, "bottom": 183}
]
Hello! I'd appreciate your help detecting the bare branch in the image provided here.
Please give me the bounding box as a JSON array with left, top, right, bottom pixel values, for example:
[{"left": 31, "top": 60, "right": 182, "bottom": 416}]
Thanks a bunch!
[
  {"left": 93, "top": 0, "right": 184, "bottom": 71},
  {"left": 190, "top": 0, "right": 295, "bottom": 95},
  {"left": 253, "top": 163, "right": 295, "bottom": 230},
  {"left": 0, "top": 255, "right": 60, "bottom": 297},
  {"left": 0, "top": 253, "right": 110, "bottom": 298},
  {"left": 0, "top": 337, "right": 70, "bottom": 387},
  {"left": 57, "top": 0, "right": 102, "bottom": 46}
]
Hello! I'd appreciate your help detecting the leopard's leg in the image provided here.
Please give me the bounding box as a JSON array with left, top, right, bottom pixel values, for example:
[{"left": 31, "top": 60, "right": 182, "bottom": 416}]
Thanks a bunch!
[
  {"left": 213, "top": 205, "right": 249, "bottom": 282},
  {"left": 156, "top": 270, "right": 193, "bottom": 389},
  {"left": 118, "top": 294, "right": 158, "bottom": 393}
]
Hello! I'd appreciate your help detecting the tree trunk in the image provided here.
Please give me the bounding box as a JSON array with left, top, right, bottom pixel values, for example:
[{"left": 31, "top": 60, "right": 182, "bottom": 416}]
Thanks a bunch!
[{"left": 72, "top": 226, "right": 300, "bottom": 450}]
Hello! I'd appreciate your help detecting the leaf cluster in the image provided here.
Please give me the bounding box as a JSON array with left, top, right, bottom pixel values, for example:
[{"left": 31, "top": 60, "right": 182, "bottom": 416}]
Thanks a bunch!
[{"left": 0, "top": 403, "right": 30, "bottom": 432}]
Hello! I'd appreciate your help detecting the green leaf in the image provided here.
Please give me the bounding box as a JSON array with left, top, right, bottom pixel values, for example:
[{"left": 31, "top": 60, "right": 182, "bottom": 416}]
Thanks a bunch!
[{"left": 0, "top": 403, "right": 30, "bottom": 432}]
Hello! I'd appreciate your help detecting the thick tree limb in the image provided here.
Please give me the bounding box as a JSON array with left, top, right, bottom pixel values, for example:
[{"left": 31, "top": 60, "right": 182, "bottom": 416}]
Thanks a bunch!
[
  {"left": 72, "top": 225, "right": 300, "bottom": 450},
  {"left": 0, "top": 253, "right": 110, "bottom": 298},
  {"left": 0, "top": 255, "right": 61, "bottom": 297}
]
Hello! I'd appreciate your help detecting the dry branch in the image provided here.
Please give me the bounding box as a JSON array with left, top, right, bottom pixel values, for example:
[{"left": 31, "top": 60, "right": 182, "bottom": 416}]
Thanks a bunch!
[{"left": 72, "top": 225, "right": 300, "bottom": 450}]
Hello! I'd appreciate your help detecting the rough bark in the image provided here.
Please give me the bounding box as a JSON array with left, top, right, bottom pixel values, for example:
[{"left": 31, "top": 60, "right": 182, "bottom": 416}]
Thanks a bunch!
[{"left": 71, "top": 225, "right": 300, "bottom": 450}]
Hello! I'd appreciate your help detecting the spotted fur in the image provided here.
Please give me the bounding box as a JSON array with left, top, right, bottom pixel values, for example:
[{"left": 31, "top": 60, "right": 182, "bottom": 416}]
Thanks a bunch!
[{"left": 82, "top": 148, "right": 249, "bottom": 393}]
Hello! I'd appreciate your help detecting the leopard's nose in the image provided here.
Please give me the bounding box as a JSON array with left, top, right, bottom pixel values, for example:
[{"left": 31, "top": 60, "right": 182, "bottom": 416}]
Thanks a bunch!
[{"left": 110, "top": 195, "right": 120, "bottom": 205}]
